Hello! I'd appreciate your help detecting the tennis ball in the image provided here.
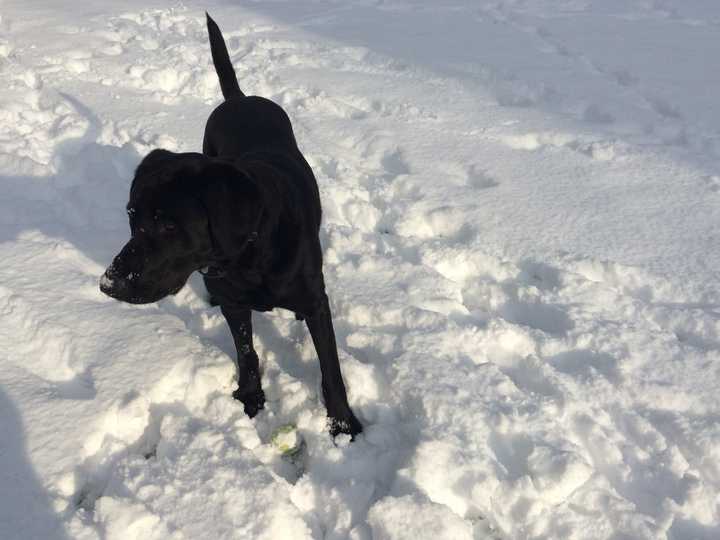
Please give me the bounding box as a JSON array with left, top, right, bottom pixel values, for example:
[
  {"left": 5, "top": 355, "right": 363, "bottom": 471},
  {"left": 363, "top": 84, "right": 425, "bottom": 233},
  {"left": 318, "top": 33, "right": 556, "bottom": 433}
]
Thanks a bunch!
[{"left": 271, "top": 424, "right": 300, "bottom": 455}]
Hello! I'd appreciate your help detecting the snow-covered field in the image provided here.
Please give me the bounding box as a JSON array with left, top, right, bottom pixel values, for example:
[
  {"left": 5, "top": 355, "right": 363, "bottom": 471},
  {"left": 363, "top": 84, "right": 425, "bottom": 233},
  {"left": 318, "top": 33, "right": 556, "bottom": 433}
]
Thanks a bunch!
[{"left": 1, "top": 1, "right": 719, "bottom": 538}]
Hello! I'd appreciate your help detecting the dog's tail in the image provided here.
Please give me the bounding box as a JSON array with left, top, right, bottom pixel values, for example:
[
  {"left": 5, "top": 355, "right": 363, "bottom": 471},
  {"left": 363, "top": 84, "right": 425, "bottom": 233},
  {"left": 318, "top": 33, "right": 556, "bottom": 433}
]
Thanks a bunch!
[{"left": 206, "top": 13, "right": 244, "bottom": 99}]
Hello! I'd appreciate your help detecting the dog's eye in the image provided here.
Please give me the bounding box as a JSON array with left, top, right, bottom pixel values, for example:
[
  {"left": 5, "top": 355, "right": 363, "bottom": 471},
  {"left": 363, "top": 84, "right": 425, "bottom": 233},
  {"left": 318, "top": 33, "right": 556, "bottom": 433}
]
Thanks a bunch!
[
  {"left": 158, "top": 221, "right": 177, "bottom": 234},
  {"left": 152, "top": 213, "right": 177, "bottom": 234}
]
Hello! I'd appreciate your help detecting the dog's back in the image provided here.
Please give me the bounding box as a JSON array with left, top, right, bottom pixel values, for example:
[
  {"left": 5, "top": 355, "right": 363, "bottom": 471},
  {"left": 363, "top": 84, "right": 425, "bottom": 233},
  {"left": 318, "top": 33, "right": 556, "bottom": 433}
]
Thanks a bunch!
[{"left": 203, "top": 14, "right": 298, "bottom": 157}]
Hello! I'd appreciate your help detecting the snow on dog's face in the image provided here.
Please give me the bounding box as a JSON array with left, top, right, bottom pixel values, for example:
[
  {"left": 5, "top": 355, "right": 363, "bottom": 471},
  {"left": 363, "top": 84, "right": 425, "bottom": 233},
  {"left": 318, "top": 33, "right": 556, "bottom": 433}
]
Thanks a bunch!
[{"left": 101, "top": 150, "right": 215, "bottom": 304}]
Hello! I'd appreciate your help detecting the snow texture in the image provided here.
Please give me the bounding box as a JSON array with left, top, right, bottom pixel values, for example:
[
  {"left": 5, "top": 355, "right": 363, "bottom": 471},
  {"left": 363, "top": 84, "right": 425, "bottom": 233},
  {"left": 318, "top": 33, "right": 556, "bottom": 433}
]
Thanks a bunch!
[{"left": 1, "top": 1, "right": 719, "bottom": 539}]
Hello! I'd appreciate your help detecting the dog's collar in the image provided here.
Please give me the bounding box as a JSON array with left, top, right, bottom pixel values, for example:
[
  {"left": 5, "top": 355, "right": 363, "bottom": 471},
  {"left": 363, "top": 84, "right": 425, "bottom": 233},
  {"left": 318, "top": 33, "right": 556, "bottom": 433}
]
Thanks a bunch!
[
  {"left": 199, "top": 233, "right": 257, "bottom": 279},
  {"left": 198, "top": 264, "right": 227, "bottom": 279},
  {"left": 199, "top": 230, "right": 259, "bottom": 279},
  {"left": 198, "top": 204, "right": 263, "bottom": 280}
]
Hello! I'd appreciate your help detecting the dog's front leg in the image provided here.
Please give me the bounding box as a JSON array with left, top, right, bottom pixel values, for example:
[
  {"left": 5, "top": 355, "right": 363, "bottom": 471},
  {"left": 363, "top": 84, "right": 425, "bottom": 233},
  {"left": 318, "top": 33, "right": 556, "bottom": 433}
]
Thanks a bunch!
[
  {"left": 306, "top": 294, "right": 362, "bottom": 439},
  {"left": 220, "top": 305, "right": 265, "bottom": 417}
]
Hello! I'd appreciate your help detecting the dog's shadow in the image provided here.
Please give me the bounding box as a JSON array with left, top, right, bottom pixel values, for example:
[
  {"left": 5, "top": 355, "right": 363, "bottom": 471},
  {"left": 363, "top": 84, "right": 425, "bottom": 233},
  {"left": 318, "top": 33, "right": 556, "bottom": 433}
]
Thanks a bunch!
[{"left": 0, "top": 128, "right": 140, "bottom": 269}]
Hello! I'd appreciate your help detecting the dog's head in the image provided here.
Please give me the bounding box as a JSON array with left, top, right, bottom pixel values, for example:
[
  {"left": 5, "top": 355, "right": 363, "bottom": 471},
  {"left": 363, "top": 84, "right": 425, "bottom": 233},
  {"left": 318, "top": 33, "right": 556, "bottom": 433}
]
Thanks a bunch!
[{"left": 100, "top": 149, "right": 263, "bottom": 304}]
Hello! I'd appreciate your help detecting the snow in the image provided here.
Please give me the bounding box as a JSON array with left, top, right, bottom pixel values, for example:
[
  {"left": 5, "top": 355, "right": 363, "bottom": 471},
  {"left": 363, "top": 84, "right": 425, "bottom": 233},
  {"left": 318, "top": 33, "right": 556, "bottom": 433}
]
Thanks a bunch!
[{"left": 1, "top": 1, "right": 719, "bottom": 539}]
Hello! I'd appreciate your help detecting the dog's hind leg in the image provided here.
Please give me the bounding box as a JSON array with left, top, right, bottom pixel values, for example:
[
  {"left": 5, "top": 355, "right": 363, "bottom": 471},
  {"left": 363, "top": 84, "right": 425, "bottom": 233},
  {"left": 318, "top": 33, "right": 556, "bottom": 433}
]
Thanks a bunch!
[
  {"left": 306, "top": 294, "right": 363, "bottom": 439},
  {"left": 220, "top": 305, "right": 265, "bottom": 417}
]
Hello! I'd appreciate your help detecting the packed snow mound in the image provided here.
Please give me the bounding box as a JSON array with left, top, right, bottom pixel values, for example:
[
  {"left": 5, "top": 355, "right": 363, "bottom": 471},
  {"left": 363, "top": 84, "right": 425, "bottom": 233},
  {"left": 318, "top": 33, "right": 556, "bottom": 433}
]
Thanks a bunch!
[{"left": 1, "top": 2, "right": 719, "bottom": 540}]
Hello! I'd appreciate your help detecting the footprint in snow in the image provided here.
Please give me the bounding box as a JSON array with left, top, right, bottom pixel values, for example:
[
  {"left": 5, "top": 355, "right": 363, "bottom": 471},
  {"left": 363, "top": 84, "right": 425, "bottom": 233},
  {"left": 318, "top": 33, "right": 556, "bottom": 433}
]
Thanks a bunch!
[
  {"left": 466, "top": 164, "right": 499, "bottom": 189},
  {"left": 703, "top": 175, "right": 720, "bottom": 193},
  {"left": 441, "top": 161, "right": 499, "bottom": 190},
  {"left": 517, "top": 260, "right": 563, "bottom": 292},
  {"left": 499, "top": 296, "right": 574, "bottom": 336},
  {"left": 548, "top": 349, "right": 622, "bottom": 384},
  {"left": 380, "top": 147, "right": 411, "bottom": 179}
]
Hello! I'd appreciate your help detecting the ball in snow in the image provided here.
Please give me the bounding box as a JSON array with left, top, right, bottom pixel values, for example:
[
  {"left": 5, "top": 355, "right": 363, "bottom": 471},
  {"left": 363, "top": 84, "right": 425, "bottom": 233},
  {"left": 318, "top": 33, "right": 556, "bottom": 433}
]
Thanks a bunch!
[{"left": 271, "top": 424, "right": 301, "bottom": 455}]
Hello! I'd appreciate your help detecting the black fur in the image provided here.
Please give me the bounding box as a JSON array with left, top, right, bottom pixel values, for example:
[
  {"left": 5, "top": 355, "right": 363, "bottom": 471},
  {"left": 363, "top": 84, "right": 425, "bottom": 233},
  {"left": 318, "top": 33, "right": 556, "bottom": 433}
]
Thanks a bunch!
[
  {"left": 206, "top": 12, "right": 243, "bottom": 99},
  {"left": 100, "top": 14, "right": 362, "bottom": 439}
]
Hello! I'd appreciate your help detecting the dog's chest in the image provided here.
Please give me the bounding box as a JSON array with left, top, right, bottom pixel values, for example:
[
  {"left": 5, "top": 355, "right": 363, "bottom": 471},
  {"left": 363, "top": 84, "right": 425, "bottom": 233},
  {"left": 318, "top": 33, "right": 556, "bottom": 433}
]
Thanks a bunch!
[{"left": 203, "top": 269, "right": 314, "bottom": 314}]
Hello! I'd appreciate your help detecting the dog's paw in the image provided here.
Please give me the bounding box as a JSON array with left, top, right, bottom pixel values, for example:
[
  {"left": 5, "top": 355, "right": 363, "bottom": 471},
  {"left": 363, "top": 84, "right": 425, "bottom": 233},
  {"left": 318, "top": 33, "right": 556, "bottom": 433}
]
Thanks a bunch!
[
  {"left": 328, "top": 413, "right": 363, "bottom": 441},
  {"left": 232, "top": 388, "right": 265, "bottom": 418}
]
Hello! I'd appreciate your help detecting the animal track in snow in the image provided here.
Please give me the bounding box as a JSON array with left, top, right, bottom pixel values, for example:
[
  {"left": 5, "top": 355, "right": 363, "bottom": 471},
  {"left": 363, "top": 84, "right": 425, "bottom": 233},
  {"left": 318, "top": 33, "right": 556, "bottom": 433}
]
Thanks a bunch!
[
  {"left": 466, "top": 165, "right": 499, "bottom": 189},
  {"left": 379, "top": 147, "right": 411, "bottom": 178},
  {"left": 443, "top": 161, "right": 499, "bottom": 190},
  {"left": 500, "top": 131, "right": 626, "bottom": 161},
  {"left": 548, "top": 349, "right": 621, "bottom": 384},
  {"left": 500, "top": 300, "right": 574, "bottom": 337},
  {"left": 703, "top": 175, "right": 720, "bottom": 193}
]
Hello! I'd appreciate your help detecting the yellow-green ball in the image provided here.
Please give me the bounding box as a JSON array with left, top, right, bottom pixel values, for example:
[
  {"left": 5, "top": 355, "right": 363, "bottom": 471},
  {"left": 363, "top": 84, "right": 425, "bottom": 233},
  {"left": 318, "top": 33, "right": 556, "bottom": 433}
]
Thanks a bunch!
[{"left": 271, "top": 424, "right": 300, "bottom": 455}]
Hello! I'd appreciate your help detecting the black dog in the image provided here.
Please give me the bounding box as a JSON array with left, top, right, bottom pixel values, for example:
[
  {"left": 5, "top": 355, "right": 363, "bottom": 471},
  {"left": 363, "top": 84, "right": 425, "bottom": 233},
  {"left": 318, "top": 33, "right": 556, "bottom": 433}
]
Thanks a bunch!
[{"left": 100, "top": 14, "right": 362, "bottom": 439}]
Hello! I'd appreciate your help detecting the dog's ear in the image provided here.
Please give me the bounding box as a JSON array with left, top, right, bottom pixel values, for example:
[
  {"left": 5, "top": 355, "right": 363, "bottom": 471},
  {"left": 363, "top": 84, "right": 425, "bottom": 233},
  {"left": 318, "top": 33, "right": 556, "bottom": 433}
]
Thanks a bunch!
[
  {"left": 130, "top": 149, "right": 173, "bottom": 199},
  {"left": 199, "top": 164, "right": 265, "bottom": 259},
  {"left": 130, "top": 150, "right": 206, "bottom": 206},
  {"left": 134, "top": 149, "right": 207, "bottom": 179},
  {"left": 135, "top": 149, "right": 176, "bottom": 176}
]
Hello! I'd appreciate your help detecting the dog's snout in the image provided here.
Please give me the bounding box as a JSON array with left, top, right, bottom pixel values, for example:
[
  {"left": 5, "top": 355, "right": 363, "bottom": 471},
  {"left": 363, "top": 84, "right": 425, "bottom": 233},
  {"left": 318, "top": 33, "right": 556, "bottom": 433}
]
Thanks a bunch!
[
  {"left": 100, "top": 240, "right": 147, "bottom": 299},
  {"left": 100, "top": 263, "right": 129, "bottom": 297}
]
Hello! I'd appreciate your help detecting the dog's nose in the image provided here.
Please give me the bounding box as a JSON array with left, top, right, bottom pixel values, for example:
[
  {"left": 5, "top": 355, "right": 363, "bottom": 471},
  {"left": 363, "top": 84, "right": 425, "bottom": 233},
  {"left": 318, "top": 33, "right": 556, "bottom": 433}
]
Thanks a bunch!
[
  {"left": 100, "top": 239, "right": 147, "bottom": 298},
  {"left": 100, "top": 264, "right": 129, "bottom": 298}
]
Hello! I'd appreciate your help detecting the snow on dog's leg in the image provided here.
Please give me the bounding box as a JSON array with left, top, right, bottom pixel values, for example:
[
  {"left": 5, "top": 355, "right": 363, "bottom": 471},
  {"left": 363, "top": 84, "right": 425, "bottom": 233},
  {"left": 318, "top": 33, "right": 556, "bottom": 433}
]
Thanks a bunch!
[
  {"left": 220, "top": 305, "right": 265, "bottom": 417},
  {"left": 306, "top": 293, "right": 363, "bottom": 439}
]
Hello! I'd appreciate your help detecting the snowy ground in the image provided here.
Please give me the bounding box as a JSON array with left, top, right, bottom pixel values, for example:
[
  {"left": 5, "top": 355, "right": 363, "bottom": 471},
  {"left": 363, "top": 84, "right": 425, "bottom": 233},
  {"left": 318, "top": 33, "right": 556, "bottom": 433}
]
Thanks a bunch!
[{"left": 1, "top": 1, "right": 719, "bottom": 539}]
